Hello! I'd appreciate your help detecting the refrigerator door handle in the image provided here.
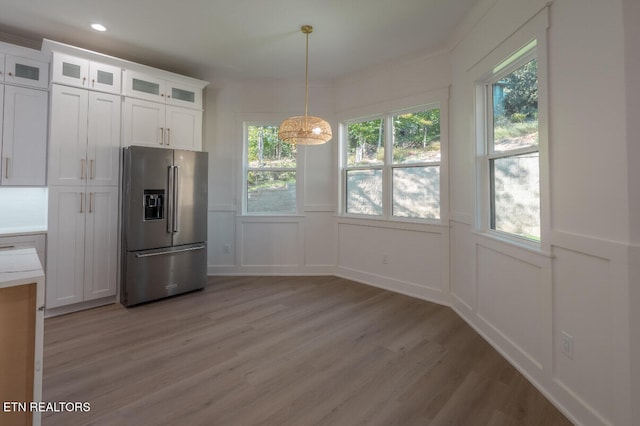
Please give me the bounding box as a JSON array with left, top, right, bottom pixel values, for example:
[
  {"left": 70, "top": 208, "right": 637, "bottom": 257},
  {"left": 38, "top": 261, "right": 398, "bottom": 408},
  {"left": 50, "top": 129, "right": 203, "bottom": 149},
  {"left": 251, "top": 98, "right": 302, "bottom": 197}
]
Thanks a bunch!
[
  {"left": 167, "top": 165, "right": 174, "bottom": 234},
  {"left": 134, "top": 245, "right": 206, "bottom": 258},
  {"left": 173, "top": 166, "right": 180, "bottom": 233}
]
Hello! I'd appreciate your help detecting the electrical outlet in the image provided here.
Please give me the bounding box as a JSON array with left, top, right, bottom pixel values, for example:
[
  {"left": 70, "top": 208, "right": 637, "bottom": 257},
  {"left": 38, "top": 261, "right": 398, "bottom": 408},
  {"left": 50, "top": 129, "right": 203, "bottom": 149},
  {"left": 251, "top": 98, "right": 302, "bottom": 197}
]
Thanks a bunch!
[
  {"left": 223, "top": 244, "right": 230, "bottom": 254},
  {"left": 561, "top": 331, "right": 573, "bottom": 360}
]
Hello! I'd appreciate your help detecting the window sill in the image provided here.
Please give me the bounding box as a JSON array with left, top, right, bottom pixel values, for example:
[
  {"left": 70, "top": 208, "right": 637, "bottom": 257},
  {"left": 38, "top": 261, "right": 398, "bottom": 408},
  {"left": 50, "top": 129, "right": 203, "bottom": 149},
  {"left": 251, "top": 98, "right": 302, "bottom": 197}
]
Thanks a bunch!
[
  {"left": 338, "top": 215, "right": 446, "bottom": 233},
  {"left": 471, "top": 229, "right": 552, "bottom": 259},
  {"left": 239, "top": 213, "right": 304, "bottom": 220}
]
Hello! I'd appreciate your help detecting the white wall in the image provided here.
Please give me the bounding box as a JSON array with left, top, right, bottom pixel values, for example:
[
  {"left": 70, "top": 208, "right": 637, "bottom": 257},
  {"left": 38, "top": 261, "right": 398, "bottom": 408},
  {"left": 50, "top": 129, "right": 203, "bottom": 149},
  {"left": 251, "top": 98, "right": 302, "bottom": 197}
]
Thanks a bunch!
[
  {"left": 333, "top": 51, "right": 452, "bottom": 305},
  {"left": 204, "top": 78, "right": 337, "bottom": 275},
  {"left": 203, "top": 0, "right": 637, "bottom": 423},
  {"left": 449, "top": 1, "right": 632, "bottom": 425},
  {"left": 623, "top": 0, "right": 640, "bottom": 420}
]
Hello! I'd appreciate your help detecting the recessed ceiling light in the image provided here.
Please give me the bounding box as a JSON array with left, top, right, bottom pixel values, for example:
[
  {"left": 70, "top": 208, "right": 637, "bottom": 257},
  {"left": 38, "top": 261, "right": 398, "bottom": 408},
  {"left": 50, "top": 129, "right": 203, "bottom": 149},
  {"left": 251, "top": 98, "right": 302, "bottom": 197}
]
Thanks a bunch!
[{"left": 91, "top": 23, "right": 107, "bottom": 32}]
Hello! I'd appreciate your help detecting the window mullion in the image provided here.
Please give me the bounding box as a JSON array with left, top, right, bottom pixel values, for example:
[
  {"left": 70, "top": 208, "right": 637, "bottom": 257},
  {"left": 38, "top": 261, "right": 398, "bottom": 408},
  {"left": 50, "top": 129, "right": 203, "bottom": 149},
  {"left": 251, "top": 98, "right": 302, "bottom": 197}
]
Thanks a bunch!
[
  {"left": 383, "top": 114, "right": 393, "bottom": 219},
  {"left": 488, "top": 146, "right": 539, "bottom": 161}
]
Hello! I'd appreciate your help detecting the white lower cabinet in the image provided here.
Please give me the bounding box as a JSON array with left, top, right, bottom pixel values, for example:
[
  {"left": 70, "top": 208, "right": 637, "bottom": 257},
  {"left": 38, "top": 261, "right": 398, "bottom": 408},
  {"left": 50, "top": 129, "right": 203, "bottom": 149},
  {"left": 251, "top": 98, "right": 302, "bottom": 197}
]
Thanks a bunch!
[
  {"left": 46, "top": 186, "right": 118, "bottom": 308},
  {"left": 0, "top": 233, "right": 46, "bottom": 265}
]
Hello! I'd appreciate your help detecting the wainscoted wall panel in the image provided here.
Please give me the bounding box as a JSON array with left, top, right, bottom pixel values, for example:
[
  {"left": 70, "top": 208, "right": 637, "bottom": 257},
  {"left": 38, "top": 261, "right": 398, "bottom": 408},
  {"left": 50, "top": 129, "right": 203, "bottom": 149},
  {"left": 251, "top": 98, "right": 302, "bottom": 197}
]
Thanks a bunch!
[
  {"left": 476, "top": 243, "right": 546, "bottom": 370},
  {"left": 241, "top": 221, "right": 300, "bottom": 267},
  {"left": 552, "top": 246, "right": 614, "bottom": 422},
  {"left": 450, "top": 220, "right": 474, "bottom": 311},
  {"left": 201, "top": 0, "right": 635, "bottom": 423},
  {"left": 303, "top": 212, "right": 337, "bottom": 267},
  {"left": 207, "top": 210, "right": 236, "bottom": 267},
  {"left": 337, "top": 221, "right": 447, "bottom": 304}
]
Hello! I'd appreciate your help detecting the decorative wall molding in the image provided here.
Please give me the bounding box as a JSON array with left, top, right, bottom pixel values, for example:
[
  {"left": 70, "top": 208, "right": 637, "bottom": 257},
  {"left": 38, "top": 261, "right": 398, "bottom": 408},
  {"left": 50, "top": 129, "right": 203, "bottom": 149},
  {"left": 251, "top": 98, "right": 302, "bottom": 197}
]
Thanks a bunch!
[{"left": 336, "top": 266, "right": 449, "bottom": 306}]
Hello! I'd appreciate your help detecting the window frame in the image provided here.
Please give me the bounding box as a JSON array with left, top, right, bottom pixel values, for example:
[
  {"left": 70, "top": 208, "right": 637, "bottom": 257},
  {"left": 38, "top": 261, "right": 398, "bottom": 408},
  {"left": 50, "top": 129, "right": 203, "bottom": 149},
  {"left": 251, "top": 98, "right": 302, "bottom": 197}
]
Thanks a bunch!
[
  {"left": 486, "top": 50, "right": 540, "bottom": 239},
  {"left": 342, "top": 113, "right": 386, "bottom": 218},
  {"left": 473, "top": 10, "right": 550, "bottom": 253},
  {"left": 340, "top": 101, "right": 446, "bottom": 224},
  {"left": 242, "top": 120, "right": 300, "bottom": 216}
]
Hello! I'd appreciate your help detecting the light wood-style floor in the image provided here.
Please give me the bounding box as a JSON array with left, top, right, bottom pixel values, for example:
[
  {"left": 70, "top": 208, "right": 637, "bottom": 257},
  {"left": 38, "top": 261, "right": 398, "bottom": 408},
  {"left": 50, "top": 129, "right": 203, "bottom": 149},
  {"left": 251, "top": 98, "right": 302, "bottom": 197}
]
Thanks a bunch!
[{"left": 42, "top": 276, "right": 572, "bottom": 425}]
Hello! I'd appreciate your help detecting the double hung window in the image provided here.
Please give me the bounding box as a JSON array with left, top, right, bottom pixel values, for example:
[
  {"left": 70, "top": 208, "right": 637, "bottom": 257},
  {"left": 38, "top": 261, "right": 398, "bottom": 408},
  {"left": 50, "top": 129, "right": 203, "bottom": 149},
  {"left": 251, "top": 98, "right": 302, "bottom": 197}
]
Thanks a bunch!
[
  {"left": 343, "top": 106, "right": 442, "bottom": 221},
  {"left": 244, "top": 124, "right": 297, "bottom": 214},
  {"left": 481, "top": 43, "right": 541, "bottom": 241}
]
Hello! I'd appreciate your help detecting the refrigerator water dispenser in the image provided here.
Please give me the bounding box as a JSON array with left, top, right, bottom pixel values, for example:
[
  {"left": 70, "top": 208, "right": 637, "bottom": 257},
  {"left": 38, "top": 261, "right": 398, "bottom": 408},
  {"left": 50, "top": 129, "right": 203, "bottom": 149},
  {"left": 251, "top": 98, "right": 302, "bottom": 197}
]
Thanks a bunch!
[{"left": 144, "top": 190, "right": 164, "bottom": 220}]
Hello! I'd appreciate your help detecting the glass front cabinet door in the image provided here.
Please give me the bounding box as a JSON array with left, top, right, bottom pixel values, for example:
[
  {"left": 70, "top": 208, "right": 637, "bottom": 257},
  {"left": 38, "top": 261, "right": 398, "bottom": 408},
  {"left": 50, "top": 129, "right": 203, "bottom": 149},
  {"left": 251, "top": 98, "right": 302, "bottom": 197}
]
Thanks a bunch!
[
  {"left": 4, "top": 55, "right": 49, "bottom": 89},
  {"left": 124, "top": 70, "right": 202, "bottom": 110},
  {"left": 166, "top": 82, "right": 202, "bottom": 109},
  {"left": 52, "top": 52, "right": 121, "bottom": 94}
]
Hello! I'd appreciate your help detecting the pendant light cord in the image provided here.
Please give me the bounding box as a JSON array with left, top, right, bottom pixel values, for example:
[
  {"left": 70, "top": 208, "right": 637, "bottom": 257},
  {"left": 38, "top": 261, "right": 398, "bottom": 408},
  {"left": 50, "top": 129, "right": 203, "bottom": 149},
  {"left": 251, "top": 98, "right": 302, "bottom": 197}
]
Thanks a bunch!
[{"left": 304, "top": 29, "right": 309, "bottom": 120}]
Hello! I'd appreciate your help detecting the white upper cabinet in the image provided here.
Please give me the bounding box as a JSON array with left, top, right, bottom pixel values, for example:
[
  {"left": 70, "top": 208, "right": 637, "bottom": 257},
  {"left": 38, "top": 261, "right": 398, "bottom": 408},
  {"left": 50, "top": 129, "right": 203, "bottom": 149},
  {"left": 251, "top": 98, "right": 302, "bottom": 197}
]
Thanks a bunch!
[
  {"left": 122, "top": 97, "right": 165, "bottom": 148},
  {"left": 51, "top": 52, "right": 122, "bottom": 94},
  {"left": 48, "top": 85, "right": 121, "bottom": 186},
  {"left": 86, "top": 92, "right": 122, "bottom": 186},
  {"left": 0, "top": 45, "right": 49, "bottom": 187},
  {"left": 123, "top": 97, "right": 202, "bottom": 151},
  {"left": 123, "top": 70, "right": 165, "bottom": 103},
  {"left": 48, "top": 85, "right": 88, "bottom": 186},
  {"left": 0, "top": 85, "right": 48, "bottom": 186},
  {"left": 165, "top": 81, "right": 202, "bottom": 109},
  {"left": 123, "top": 70, "right": 202, "bottom": 109},
  {"left": 2, "top": 55, "right": 48, "bottom": 89},
  {"left": 165, "top": 105, "right": 203, "bottom": 150}
]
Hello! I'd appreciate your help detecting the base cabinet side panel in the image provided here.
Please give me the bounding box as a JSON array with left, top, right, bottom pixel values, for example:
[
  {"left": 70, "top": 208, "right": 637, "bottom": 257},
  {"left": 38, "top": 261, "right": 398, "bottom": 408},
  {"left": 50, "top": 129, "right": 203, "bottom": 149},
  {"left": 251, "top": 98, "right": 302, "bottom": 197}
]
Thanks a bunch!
[{"left": 0, "top": 283, "right": 36, "bottom": 426}]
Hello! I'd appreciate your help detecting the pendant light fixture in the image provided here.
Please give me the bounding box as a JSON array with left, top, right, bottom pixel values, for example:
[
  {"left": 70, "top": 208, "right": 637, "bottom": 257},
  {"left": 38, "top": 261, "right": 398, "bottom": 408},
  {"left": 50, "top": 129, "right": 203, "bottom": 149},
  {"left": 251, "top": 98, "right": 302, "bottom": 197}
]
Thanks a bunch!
[{"left": 278, "top": 25, "right": 332, "bottom": 145}]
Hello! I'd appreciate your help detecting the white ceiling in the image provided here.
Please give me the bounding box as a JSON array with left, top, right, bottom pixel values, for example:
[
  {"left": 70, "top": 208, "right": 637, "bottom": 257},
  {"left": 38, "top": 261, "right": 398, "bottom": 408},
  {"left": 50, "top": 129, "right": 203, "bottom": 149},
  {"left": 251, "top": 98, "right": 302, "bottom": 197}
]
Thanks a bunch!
[{"left": 0, "top": 0, "right": 478, "bottom": 82}]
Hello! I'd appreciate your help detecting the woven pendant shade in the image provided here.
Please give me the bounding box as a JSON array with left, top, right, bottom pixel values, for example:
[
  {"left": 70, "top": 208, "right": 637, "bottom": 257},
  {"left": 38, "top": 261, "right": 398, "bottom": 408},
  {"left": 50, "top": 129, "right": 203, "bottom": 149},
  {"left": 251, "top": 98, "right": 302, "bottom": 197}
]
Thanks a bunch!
[
  {"left": 278, "top": 115, "right": 332, "bottom": 145},
  {"left": 278, "top": 25, "right": 332, "bottom": 145}
]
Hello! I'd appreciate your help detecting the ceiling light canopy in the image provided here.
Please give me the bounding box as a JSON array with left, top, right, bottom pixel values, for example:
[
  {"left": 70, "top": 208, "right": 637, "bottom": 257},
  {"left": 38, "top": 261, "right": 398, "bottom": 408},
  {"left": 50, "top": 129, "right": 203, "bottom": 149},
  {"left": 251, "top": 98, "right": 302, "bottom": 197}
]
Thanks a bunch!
[{"left": 278, "top": 25, "right": 332, "bottom": 146}]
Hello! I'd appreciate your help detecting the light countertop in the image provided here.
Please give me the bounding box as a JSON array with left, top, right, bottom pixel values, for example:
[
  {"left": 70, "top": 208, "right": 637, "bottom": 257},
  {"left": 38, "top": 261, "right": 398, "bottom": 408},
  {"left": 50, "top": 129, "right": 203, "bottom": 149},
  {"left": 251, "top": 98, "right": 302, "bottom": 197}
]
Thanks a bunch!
[
  {"left": 0, "top": 248, "right": 44, "bottom": 289},
  {"left": 0, "top": 228, "right": 47, "bottom": 237}
]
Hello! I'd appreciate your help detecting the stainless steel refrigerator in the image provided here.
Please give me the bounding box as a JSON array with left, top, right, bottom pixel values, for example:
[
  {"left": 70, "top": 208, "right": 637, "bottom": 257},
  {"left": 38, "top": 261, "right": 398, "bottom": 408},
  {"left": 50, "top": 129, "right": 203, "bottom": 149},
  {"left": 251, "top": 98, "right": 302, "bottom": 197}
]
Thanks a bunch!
[{"left": 121, "top": 146, "right": 208, "bottom": 307}]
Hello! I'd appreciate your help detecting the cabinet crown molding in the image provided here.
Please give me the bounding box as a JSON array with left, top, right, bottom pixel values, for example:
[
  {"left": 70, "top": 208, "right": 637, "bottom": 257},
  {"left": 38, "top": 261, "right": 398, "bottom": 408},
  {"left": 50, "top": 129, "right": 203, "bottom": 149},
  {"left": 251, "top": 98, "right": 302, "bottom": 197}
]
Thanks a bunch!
[{"left": 41, "top": 39, "right": 209, "bottom": 89}]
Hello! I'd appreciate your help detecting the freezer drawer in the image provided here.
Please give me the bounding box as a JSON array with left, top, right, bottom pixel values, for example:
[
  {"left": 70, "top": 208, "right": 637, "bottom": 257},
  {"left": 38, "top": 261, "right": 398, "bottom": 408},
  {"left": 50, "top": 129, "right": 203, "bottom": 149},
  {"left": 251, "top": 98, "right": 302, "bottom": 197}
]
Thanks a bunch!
[{"left": 121, "top": 243, "right": 206, "bottom": 307}]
